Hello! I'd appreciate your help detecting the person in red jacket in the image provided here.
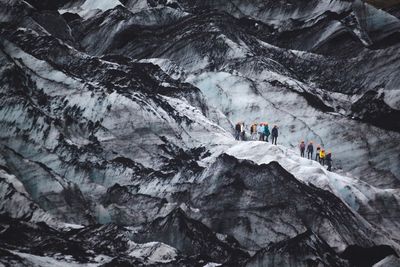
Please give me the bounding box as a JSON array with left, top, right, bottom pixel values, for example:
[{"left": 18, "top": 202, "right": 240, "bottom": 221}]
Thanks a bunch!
[{"left": 299, "top": 141, "right": 305, "bottom": 157}]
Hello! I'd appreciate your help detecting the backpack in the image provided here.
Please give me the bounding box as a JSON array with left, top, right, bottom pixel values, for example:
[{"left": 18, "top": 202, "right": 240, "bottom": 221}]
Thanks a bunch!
[
  {"left": 264, "top": 126, "right": 270, "bottom": 136},
  {"left": 251, "top": 124, "right": 257, "bottom": 133}
]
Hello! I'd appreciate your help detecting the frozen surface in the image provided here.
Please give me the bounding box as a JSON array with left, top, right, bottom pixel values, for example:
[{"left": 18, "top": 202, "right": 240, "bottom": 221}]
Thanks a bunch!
[
  {"left": 1, "top": 0, "right": 400, "bottom": 266},
  {"left": 60, "top": 0, "right": 122, "bottom": 18}
]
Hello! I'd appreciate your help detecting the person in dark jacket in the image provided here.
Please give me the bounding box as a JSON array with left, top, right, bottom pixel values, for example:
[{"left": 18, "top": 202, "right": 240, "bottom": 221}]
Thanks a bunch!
[
  {"left": 235, "top": 123, "right": 241, "bottom": 140},
  {"left": 326, "top": 151, "right": 332, "bottom": 171},
  {"left": 307, "top": 142, "right": 314, "bottom": 159},
  {"left": 271, "top": 125, "right": 278, "bottom": 145},
  {"left": 299, "top": 141, "right": 305, "bottom": 157}
]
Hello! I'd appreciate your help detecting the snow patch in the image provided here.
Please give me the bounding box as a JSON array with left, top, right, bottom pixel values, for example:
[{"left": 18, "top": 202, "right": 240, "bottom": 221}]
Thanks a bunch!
[
  {"left": 128, "top": 241, "right": 178, "bottom": 264},
  {"left": 60, "top": 0, "right": 122, "bottom": 18}
]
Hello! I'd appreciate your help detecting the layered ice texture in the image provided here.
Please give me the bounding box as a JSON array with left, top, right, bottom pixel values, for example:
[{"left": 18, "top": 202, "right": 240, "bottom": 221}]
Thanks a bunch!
[{"left": 1, "top": 0, "right": 400, "bottom": 266}]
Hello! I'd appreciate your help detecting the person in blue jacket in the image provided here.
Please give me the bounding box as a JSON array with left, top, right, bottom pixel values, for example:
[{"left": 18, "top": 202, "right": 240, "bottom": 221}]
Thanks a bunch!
[
  {"left": 258, "top": 123, "right": 265, "bottom": 141},
  {"left": 263, "top": 123, "right": 270, "bottom": 142}
]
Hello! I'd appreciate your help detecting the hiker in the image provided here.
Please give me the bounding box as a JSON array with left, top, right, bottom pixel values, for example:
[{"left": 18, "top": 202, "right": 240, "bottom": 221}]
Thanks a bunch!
[
  {"left": 250, "top": 123, "right": 258, "bottom": 140},
  {"left": 315, "top": 145, "right": 321, "bottom": 161},
  {"left": 263, "top": 123, "right": 270, "bottom": 142},
  {"left": 307, "top": 142, "right": 314, "bottom": 159},
  {"left": 258, "top": 123, "right": 265, "bottom": 141},
  {"left": 326, "top": 151, "right": 332, "bottom": 171},
  {"left": 319, "top": 149, "right": 326, "bottom": 165},
  {"left": 235, "top": 122, "right": 241, "bottom": 140},
  {"left": 240, "top": 122, "right": 246, "bottom": 141},
  {"left": 300, "top": 141, "right": 305, "bottom": 157},
  {"left": 271, "top": 125, "right": 278, "bottom": 145}
]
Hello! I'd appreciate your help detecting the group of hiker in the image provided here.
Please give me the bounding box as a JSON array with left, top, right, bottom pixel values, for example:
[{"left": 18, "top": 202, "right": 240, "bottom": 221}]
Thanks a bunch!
[
  {"left": 235, "top": 122, "right": 333, "bottom": 171},
  {"left": 236, "top": 122, "right": 279, "bottom": 145},
  {"left": 299, "top": 141, "right": 333, "bottom": 171}
]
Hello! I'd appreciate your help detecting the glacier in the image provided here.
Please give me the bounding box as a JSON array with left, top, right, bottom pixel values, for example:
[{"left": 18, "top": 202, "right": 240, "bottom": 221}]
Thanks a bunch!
[{"left": 1, "top": 0, "right": 400, "bottom": 266}]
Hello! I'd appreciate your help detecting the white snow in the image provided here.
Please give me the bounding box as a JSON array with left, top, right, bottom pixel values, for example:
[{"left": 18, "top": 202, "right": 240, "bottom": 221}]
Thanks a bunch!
[
  {"left": 203, "top": 263, "right": 222, "bottom": 267},
  {"left": 383, "top": 87, "right": 400, "bottom": 110},
  {"left": 128, "top": 241, "right": 178, "bottom": 264},
  {"left": 81, "top": 0, "right": 121, "bottom": 13},
  {"left": 7, "top": 250, "right": 106, "bottom": 267},
  {"left": 217, "top": 34, "right": 250, "bottom": 59},
  {"left": 373, "top": 255, "right": 400, "bottom": 267},
  {"left": 62, "top": 223, "right": 85, "bottom": 230},
  {"left": 0, "top": 168, "right": 29, "bottom": 195},
  {"left": 60, "top": 0, "right": 122, "bottom": 18}
]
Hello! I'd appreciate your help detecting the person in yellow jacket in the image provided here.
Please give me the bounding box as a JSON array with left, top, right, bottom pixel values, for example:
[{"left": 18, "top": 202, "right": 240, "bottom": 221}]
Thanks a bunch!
[
  {"left": 319, "top": 149, "right": 326, "bottom": 165},
  {"left": 315, "top": 145, "right": 321, "bottom": 161}
]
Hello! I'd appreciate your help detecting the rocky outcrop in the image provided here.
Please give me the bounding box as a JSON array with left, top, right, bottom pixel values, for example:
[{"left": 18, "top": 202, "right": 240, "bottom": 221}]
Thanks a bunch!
[{"left": 246, "top": 230, "right": 348, "bottom": 267}]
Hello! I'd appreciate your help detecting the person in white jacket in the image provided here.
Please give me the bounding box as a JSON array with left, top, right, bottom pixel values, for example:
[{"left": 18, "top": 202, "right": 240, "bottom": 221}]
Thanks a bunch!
[{"left": 240, "top": 122, "right": 246, "bottom": 141}]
